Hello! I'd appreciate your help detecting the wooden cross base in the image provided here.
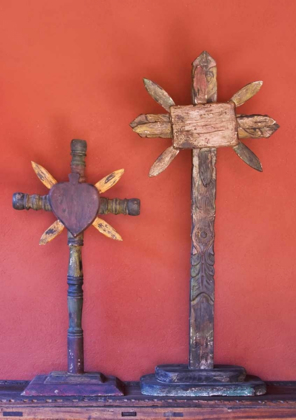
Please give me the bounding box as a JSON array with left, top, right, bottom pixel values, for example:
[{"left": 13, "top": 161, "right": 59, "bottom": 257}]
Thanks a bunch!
[
  {"left": 140, "top": 364, "right": 266, "bottom": 397},
  {"left": 22, "top": 372, "right": 124, "bottom": 397}
]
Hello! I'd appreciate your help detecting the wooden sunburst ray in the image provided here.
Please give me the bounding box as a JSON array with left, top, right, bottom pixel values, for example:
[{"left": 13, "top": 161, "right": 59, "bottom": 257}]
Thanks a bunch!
[{"left": 131, "top": 75, "right": 279, "bottom": 177}]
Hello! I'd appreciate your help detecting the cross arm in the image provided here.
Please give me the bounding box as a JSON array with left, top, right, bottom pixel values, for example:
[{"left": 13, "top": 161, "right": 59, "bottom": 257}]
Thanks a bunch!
[
  {"left": 237, "top": 114, "right": 279, "bottom": 139},
  {"left": 99, "top": 197, "right": 140, "bottom": 216},
  {"left": 130, "top": 114, "right": 172, "bottom": 138},
  {"left": 130, "top": 113, "right": 279, "bottom": 140},
  {"left": 12, "top": 192, "right": 140, "bottom": 216},
  {"left": 12, "top": 192, "right": 51, "bottom": 211}
]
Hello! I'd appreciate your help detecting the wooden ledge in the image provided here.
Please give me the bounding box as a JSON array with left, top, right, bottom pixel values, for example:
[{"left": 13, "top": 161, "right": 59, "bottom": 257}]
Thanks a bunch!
[{"left": 0, "top": 380, "right": 296, "bottom": 419}]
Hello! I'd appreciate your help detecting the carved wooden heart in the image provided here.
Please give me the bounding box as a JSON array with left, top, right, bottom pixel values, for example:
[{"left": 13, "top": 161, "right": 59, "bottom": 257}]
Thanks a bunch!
[{"left": 49, "top": 173, "right": 100, "bottom": 237}]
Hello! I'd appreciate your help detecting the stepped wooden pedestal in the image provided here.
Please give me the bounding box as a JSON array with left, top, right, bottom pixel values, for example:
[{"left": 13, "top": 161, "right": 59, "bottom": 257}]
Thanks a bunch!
[
  {"left": 22, "top": 371, "right": 124, "bottom": 397},
  {"left": 141, "top": 364, "right": 266, "bottom": 397}
]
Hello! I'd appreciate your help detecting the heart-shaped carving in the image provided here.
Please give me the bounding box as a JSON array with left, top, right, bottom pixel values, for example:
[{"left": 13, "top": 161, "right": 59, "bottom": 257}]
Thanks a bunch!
[{"left": 49, "top": 173, "right": 100, "bottom": 237}]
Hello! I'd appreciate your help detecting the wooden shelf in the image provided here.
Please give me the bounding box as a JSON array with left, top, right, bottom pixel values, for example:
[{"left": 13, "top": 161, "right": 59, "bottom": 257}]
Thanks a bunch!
[{"left": 0, "top": 381, "right": 296, "bottom": 419}]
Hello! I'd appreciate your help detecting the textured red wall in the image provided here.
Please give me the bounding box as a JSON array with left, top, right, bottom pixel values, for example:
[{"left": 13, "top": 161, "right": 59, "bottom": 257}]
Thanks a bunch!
[{"left": 0, "top": 0, "right": 295, "bottom": 381}]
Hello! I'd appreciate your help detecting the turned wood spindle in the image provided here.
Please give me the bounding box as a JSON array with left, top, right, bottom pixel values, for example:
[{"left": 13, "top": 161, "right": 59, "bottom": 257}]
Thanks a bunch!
[{"left": 67, "top": 139, "right": 87, "bottom": 374}]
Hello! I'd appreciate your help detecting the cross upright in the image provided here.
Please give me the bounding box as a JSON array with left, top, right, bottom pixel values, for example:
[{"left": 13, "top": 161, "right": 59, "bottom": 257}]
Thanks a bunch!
[
  {"left": 130, "top": 51, "right": 279, "bottom": 396},
  {"left": 13, "top": 139, "right": 140, "bottom": 396}
]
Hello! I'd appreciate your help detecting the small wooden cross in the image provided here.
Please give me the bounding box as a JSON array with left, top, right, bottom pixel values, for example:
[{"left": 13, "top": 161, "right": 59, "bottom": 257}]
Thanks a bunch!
[
  {"left": 130, "top": 51, "right": 279, "bottom": 396},
  {"left": 13, "top": 139, "right": 140, "bottom": 396}
]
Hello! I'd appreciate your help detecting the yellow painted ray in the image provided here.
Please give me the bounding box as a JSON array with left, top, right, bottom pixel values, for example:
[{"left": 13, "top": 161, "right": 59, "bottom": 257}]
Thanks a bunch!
[
  {"left": 39, "top": 219, "right": 65, "bottom": 245},
  {"left": 31, "top": 161, "right": 57, "bottom": 189},
  {"left": 95, "top": 169, "right": 124, "bottom": 193},
  {"left": 92, "top": 217, "right": 122, "bottom": 241}
]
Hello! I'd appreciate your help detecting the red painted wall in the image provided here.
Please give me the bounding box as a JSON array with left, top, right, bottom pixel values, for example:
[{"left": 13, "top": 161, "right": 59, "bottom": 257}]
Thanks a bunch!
[{"left": 0, "top": 0, "right": 295, "bottom": 381}]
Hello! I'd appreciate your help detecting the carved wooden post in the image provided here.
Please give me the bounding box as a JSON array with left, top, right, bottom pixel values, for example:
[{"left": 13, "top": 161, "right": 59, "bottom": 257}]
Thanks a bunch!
[
  {"left": 189, "top": 52, "right": 217, "bottom": 370},
  {"left": 12, "top": 139, "right": 140, "bottom": 396},
  {"left": 130, "top": 51, "right": 279, "bottom": 396},
  {"left": 67, "top": 139, "right": 87, "bottom": 374}
]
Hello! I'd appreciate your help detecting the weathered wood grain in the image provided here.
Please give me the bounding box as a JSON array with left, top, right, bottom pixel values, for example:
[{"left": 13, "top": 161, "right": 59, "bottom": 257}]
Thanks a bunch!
[
  {"left": 237, "top": 114, "right": 279, "bottom": 139},
  {"left": 129, "top": 112, "right": 279, "bottom": 141},
  {"left": 31, "top": 162, "right": 57, "bottom": 189},
  {"left": 189, "top": 51, "right": 217, "bottom": 370},
  {"left": 92, "top": 217, "right": 123, "bottom": 241},
  {"left": 143, "top": 79, "right": 175, "bottom": 112},
  {"left": 230, "top": 81, "right": 263, "bottom": 107},
  {"left": 130, "top": 114, "right": 172, "bottom": 138},
  {"left": 233, "top": 142, "right": 263, "bottom": 172},
  {"left": 39, "top": 219, "right": 65, "bottom": 245},
  {"left": 190, "top": 150, "right": 216, "bottom": 370},
  {"left": 130, "top": 113, "right": 170, "bottom": 127},
  {"left": 192, "top": 51, "right": 217, "bottom": 104},
  {"left": 198, "top": 148, "right": 214, "bottom": 187},
  {"left": 95, "top": 169, "right": 124, "bottom": 193},
  {"left": 149, "top": 146, "right": 179, "bottom": 177},
  {"left": 171, "top": 103, "right": 238, "bottom": 149}
]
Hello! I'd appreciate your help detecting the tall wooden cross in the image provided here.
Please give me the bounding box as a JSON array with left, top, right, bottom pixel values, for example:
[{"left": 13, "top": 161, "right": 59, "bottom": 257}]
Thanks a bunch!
[
  {"left": 131, "top": 51, "right": 279, "bottom": 396},
  {"left": 13, "top": 139, "right": 140, "bottom": 396}
]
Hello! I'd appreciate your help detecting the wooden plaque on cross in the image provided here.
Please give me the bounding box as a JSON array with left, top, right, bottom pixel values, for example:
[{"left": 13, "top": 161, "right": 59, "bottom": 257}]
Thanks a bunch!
[
  {"left": 130, "top": 51, "right": 279, "bottom": 396},
  {"left": 13, "top": 139, "right": 140, "bottom": 396}
]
